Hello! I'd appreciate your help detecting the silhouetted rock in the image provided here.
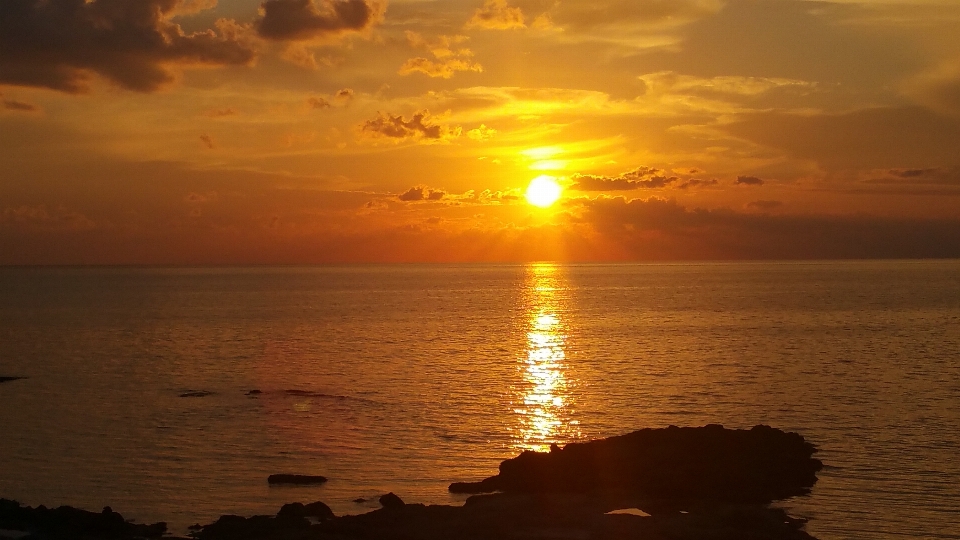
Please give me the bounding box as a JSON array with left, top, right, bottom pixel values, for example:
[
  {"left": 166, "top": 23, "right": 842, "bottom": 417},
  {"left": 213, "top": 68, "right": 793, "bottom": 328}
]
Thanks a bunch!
[
  {"left": 0, "top": 376, "right": 26, "bottom": 384},
  {"left": 276, "top": 502, "right": 334, "bottom": 521},
  {"left": 0, "top": 499, "right": 166, "bottom": 539},
  {"left": 352, "top": 497, "right": 367, "bottom": 503},
  {"left": 449, "top": 424, "right": 822, "bottom": 504},
  {"left": 246, "top": 389, "right": 262, "bottom": 396},
  {"left": 378, "top": 493, "right": 404, "bottom": 509},
  {"left": 198, "top": 514, "right": 311, "bottom": 540},
  {"left": 267, "top": 474, "right": 328, "bottom": 485},
  {"left": 179, "top": 391, "right": 214, "bottom": 398}
]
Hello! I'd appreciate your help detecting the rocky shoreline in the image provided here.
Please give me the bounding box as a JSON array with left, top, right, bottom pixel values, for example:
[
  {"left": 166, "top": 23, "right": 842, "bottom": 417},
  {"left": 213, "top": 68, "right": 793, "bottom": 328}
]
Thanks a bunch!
[{"left": 0, "top": 425, "right": 822, "bottom": 540}]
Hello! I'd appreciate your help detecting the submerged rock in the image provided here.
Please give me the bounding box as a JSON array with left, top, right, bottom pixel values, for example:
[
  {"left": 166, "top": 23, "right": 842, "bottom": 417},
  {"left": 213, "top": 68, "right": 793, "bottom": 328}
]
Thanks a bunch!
[
  {"left": 449, "top": 424, "right": 822, "bottom": 504},
  {"left": 267, "top": 474, "right": 328, "bottom": 485},
  {"left": 179, "top": 391, "right": 215, "bottom": 398},
  {"left": 0, "top": 499, "right": 166, "bottom": 540}
]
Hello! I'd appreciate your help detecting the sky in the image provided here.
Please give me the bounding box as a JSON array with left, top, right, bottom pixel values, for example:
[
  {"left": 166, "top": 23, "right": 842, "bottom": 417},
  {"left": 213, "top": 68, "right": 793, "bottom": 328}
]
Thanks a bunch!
[{"left": 2, "top": 0, "right": 960, "bottom": 264}]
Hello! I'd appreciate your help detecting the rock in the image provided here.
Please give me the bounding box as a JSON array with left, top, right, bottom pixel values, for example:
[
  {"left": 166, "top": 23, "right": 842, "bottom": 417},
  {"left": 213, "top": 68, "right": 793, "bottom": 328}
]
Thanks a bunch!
[
  {"left": 378, "top": 493, "right": 404, "bottom": 509},
  {"left": 0, "top": 377, "right": 25, "bottom": 384},
  {"left": 267, "top": 474, "right": 328, "bottom": 485},
  {"left": 246, "top": 389, "right": 262, "bottom": 396},
  {"left": 179, "top": 391, "right": 214, "bottom": 398},
  {"left": 0, "top": 499, "right": 166, "bottom": 539},
  {"left": 352, "top": 498, "right": 367, "bottom": 504},
  {"left": 197, "top": 514, "right": 310, "bottom": 540},
  {"left": 302, "top": 502, "right": 334, "bottom": 520},
  {"left": 449, "top": 424, "right": 822, "bottom": 504},
  {"left": 275, "top": 502, "right": 333, "bottom": 521}
]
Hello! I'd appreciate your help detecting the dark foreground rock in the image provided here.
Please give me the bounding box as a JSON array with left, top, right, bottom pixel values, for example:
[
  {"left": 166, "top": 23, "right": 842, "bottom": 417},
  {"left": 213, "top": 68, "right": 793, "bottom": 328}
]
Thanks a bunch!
[
  {"left": 0, "top": 499, "right": 166, "bottom": 540},
  {"left": 268, "top": 475, "right": 328, "bottom": 486},
  {"left": 0, "top": 377, "right": 26, "bottom": 384},
  {"left": 194, "top": 493, "right": 815, "bottom": 540},
  {"left": 450, "top": 424, "right": 822, "bottom": 504},
  {"left": 378, "top": 493, "right": 404, "bottom": 509}
]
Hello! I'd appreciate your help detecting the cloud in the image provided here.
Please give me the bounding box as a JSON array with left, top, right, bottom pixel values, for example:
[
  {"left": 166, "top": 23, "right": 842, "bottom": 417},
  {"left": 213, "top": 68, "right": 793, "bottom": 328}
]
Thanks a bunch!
[
  {"left": 398, "top": 186, "right": 445, "bottom": 201},
  {"left": 1, "top": 92, "right": 38, "bottom": 112},
  {"left": 360, "top": 110, "right": 460, "bottom": 141},
  {"left": 576, "top": 196, "right": 960, "bottom": 260},
  {"left": 0, "top": 0, "right": 257, "bottom": 93},
  {"left": 466, "top": 0, "right": 525, "bottom": 30},
  {"left": 571, "top": 167, "right": 679, "bottom": 191},
  {"left": 399, "top": 57, "right": 482, "bottom": 78},
  {"left": 202, "top": 108, "right": 237, "bottom": 118},
  {"left": 677, "top": 179, "right": 718, "bottom": 190},
  {"left": 736, "top": 175, "right": 764, "bottom": 186},
  {"left": 864, "top": 167, "right": 960, "bottom": 187},
  {"left": 308, "top": 97, "right": 332, "bottom": 109},
  {"left": 722, "top": 107, "right": 960, "bottom": 170},
  {"left": 467, "top": 124, "right": 497, "bottom": 141},
  {"left": 200, "top": 134, "right": 215, "bottom": 149},
  {"left": 1, "top": 204, "right": 96, "bottom": 231},
  {"left": 746, "top": 200, "right": 783, "bottom": 210},
  {"left": 256, "top": 0, "right": 385, "bottom": 41},
  {"left": 400, "top": 32, "right": 481, "bottom": 78}
]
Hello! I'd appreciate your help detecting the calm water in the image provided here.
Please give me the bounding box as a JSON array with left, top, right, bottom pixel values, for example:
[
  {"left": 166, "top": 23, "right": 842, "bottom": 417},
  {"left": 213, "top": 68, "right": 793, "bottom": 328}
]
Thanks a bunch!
[{"left": 1, "top": 262, "right": 959, "bottom": 539}]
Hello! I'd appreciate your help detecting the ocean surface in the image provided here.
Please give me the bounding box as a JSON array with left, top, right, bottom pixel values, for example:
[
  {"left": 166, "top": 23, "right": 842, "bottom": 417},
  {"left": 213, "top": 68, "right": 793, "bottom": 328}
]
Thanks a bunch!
[{"left": 1, "top": 261, "right": 959, "bottom": 539}]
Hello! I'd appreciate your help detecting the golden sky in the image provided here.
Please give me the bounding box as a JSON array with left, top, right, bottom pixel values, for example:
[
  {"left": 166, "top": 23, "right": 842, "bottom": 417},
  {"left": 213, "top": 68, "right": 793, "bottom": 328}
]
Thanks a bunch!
[{"left": 2, "top": 0, "right": 960, "bottom": 263}]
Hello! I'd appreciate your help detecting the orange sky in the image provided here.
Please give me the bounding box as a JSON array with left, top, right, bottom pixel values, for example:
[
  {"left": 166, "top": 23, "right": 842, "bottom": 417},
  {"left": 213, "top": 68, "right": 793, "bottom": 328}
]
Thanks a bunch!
[{"left": 2, "top": 0, "right": 960, "bottom": 263}]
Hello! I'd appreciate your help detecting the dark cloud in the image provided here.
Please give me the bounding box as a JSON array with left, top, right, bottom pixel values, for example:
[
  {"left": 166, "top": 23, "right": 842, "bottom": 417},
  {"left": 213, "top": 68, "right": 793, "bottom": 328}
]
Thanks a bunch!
[
  {"left": 1, "top": 94, "right": 38, "bottom": 112},
  {"left": 865, "top": 167, "right": 960, "bottom": 187},
  {"left": 308, "top": 96, "right": 332, "bottom": 109},
  {"left": 571, "top": 167, "right": 679, "bottom": 191},
  {"left": 256, "top": 0, "right": 384, "bottom": 41},
  {"left": 0, "top": 0, "right": 257, "bottom": 93},
  {"left": 677, "top": 178, "right": 718, "bottom": 190},
  {"left": 576, "top": 196, "right": 960, "bottom": 260},
  {"left": 362, "top": 110, "right": 458, "bottom": 141},
  {"left": 398, "top": 186, "right": 444, "bottom": 201},
  {"left": 200, "top": 134, "right": 215, "bottom": 149},
  {"left": 723, "top": 107, "right": 960, "bottom": 170},
  {"left": 736, "top": 175, "right": 764, "bottom": 186}
]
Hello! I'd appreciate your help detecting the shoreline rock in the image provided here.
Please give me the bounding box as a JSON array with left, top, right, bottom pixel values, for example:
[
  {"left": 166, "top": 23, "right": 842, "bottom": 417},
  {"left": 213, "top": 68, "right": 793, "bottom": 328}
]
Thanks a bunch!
[
  {"left": 449, "top": 424, "right": 822, "bottom": 504},
  {"left": 0, "top": 499, "right": 166, "bottom": 540}
]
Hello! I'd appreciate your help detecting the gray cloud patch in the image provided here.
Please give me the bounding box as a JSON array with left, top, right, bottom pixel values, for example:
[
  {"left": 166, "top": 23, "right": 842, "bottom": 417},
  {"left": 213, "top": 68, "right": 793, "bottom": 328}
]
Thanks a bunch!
[
  {"left": 571, "top": 167, "right": 679, "bottom": 191},
  {"left": 256, "top": 0, "right": 384, "bottom": 41},
  {"left": 362, "top": 111, "right": 451, "bottom": 140},
  {"left": 398, "top": 186, "right": 444, "bottom": 201},
  {"left": 577, "top": 196, "right": 960, "bottom": 259},
  {"left": 0, "top": 0, "right": 256, "bottom": 93}
]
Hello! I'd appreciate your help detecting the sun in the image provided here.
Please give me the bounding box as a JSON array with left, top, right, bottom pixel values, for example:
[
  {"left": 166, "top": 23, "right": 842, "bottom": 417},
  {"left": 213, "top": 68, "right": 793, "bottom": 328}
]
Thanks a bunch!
[{"left": 525, "top": 175, "right": 562, "bottom": 208}]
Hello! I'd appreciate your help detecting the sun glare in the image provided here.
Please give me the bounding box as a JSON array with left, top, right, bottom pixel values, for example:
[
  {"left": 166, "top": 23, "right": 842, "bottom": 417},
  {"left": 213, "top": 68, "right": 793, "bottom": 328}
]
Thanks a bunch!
[{"left": 525, "top": 176, "right": 562, "bottom": 208}]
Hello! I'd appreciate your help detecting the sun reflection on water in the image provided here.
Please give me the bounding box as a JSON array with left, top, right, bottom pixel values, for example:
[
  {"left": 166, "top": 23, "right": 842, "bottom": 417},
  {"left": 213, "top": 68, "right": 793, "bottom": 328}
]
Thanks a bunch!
[{"left": 513, "top": 263, "right": 581, "bottom": 453}]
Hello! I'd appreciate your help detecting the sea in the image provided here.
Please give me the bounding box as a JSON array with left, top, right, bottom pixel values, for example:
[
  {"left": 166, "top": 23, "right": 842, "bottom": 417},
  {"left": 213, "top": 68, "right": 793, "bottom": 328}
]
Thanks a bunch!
[{"left": 1, "top": 261, "right": 958, "bottom": 539}]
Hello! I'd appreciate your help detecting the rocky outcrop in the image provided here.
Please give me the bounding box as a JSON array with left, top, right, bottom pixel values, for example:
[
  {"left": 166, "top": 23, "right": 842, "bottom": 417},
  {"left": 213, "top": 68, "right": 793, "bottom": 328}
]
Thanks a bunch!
[
  {"left": 267, "top": 474, "right": 328, "bottom": 485},
  {"left": 378, "top": 493, "right": 404, "bottom": 509},
  {"left": 194, "top": 493, "right": 817, "bottom": 540},
  {"left": 449, "top": 425, "right": 822, "bottom": 504},
  {"left": 0, "top": 499, "right": 166, "bottom": 540}
]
